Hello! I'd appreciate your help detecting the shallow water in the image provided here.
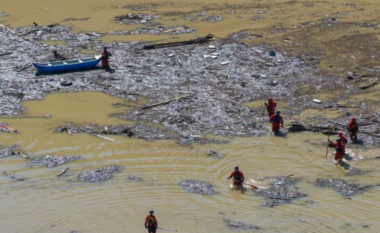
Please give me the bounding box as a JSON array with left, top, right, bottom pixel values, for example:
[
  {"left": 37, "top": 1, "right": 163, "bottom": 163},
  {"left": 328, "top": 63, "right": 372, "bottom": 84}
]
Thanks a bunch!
[{"left": 0, "top": 92, "right": 379, "bottom": 233}]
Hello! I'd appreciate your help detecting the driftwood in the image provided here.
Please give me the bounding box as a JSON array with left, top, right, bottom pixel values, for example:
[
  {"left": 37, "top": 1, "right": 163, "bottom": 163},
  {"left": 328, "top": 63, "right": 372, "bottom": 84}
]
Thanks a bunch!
[
  {"left": 0, "top": 23, "right": 17, "bottom": 35},
  {"left": 57, "top": 168, "right": 68, "bottom": 177},
  {"left": 96, "top": 134, "right": 115, "bottom": 141},
  {"left": 142, "top": 95, "right": 192, "bottom": 110},
  {"left": 358, "top": 82, "right": 378, "bottom": 90},
  {"left": 21, "top": 28, "right": 48, "bottom": 37},
  {"left": 16, "top": 64, "right": 32, "bottom": 72}
]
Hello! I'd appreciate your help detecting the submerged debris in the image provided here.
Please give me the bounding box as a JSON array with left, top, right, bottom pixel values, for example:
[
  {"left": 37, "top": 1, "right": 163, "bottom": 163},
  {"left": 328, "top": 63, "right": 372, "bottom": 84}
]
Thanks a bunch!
[
  {"left": 203, "top": 15, "right": 223, "bottom": 22},
  {"left": 224, "top": 219, "right": 262, "bottom": 230},
  {"left": 314, "top": 178, "right": 379, "bottom": 198},
  {"left": 40, "top": 155, "right": 81, "bottom": 168},
  {"left": 206, "top": 150, "right": 222, "bottom": 158},
  {"left": 77, "top": 165, "right": 124, "bottom": 182},
  {"left": 0, "top": 144, "right": 19, "bottom": 158},
  {"left": 253, "top": 175, "right": 306, "bottom": 207},
  {"left": 179, "top": 179, "right": 215, "bottom": 195},
  {"left": 114, "top": 14, "right": 159, "bottom": 25},
  {"left": 127, "top": 175, "right": 142, "bottom": 181},
  {"left": 345, "top": 167, "right": 368, "bottom": 176},
  {"left": 2, "top": 171, "right": 25, "bottom": 181}
]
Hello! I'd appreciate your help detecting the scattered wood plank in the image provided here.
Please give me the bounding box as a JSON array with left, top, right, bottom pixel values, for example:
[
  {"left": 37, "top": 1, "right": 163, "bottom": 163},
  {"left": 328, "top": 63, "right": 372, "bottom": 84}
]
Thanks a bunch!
[
  {"left": 0, "top": 123, "right": 17, "bottom": 132},
  {"left": 142, "top": 95, "right": 193, "bottom": 110},
  {"left": 0, "top": 23, "right": 17, "bottom": 35},
  {"left": 57, "top": 168, "right": 68, "bottom": 177},
  {"left": 18, "top": 152, "right": 30, "bottom": 159},
  {"left": 96, "top": 134, "right": 115, "bottom": 141},
  {"left": 163, "top": 27, "right": 184, "bottom": 33}
]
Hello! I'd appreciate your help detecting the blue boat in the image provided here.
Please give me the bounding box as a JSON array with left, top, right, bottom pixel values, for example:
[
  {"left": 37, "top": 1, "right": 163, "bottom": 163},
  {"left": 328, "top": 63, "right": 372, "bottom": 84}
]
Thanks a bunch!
[{"left": 33, "top": 55, "right": 102, "bottom": 74}]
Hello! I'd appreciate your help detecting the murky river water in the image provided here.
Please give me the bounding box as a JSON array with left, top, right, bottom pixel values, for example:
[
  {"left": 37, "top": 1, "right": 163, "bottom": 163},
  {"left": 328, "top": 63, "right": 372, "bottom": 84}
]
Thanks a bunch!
[
  {"left": 0, "top": 92, "right": 379, "bottom": 233},
  {"left": 1, "top": 0, "right": 380, "bottom": 232}
]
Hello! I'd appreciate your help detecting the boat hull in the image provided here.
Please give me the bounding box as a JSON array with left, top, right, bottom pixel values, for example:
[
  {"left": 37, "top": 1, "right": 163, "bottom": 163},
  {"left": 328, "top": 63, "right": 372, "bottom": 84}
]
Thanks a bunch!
[{"left": 33, "top": 55, "right": 102, "bottom": 74}]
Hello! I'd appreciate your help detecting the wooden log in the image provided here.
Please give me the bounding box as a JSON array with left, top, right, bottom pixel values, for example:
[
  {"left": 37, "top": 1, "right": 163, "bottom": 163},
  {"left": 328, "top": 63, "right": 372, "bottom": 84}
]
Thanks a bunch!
[
  {"left": 143, "top": 34, "right": 213, "bottom": 50},
  {"left": 142, "top": 95, "right": 192, "bottom": 110},
  {"left": 16, "top": 64, "right": 32, "bottom": 72},
  {"left": 0, "top": 52, "right": 12, "bottom": 57},
  {"left": 0, "top": 123, "right": 17, "bottom": 132}
]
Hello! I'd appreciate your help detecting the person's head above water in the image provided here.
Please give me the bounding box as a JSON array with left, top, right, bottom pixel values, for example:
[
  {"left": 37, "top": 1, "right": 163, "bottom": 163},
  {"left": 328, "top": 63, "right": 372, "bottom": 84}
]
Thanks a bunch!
[{"left": 234, "top": 166, "right": 239, "bottom": 171}]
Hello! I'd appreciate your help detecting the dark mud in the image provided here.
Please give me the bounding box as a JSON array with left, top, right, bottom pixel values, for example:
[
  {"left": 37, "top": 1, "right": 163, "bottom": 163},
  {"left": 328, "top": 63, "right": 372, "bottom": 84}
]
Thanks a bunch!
[
  {"left": 223, "top": 219, "right": 262, "bottom": 230},
  {"left": 253, "top": 175, "right": 306, "bottom": 207},
  {"left": 0, "top": 144, "right": 19, "bottom": 158},
  {"left": 314, "top": 178, "right": 380, "bottom": 198},
  {"left": 179, "top": 179, "right": 215, "bottom": 195},
  {"left": 77, "top": 165, "right": 124, "bottom": 182}
]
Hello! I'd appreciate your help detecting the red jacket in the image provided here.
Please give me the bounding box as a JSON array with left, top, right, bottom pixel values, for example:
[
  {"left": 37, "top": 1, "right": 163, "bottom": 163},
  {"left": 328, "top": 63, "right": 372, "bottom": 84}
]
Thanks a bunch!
[
  {"left": 265, "top": 101, "right": 276, "bottom": 113},
  {"left": 347, "top": 120, "right": 358, "bottom": 132},
  {"left": 331, "top": 142, "right": 344, "bottom": 154},
  {"left": 145, "top": 215, "right": 157, "bottom": 228},
  {"left": 228, "top": 171, "right": 244, "bottom": 183}
]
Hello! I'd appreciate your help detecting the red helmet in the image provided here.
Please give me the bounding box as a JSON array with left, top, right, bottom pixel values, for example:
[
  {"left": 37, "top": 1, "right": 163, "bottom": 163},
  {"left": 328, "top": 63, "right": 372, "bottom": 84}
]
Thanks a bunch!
[
  {"left": 338, "top": 132, "right": 343, "bottom": 136},
  {"left": 352, "top": 117, "right": 356, "bottom": 121},
  {"left": 268, "top": 97, "right": 272, "bottom": 101}
]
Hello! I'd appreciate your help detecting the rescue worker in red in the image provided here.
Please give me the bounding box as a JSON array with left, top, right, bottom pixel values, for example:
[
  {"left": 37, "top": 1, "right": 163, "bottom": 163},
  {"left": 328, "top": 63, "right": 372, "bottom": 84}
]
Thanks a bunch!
[
  {"left": 227, "top": 166, "right": 245, "bottom": 186},
  {"left": 101, "top": 47, "right": 112, "bottom": 70},
  {"left": 145, "top": 210, "right": 158, "bottom": 233},
  {"left": 347, "top": 117, "right": 359, "bottom": 141},
  {"left": 329, "top": 138, "right": 345, "bottom": 163},
  {"left": 265, "top": 97, "right": 277, "bottom": 118},
  {"left": 337, "top": 131, "right": 348, "bottom": 154},
  {"left": 269, "top": 110, "right": 283, "bottom": 133}
]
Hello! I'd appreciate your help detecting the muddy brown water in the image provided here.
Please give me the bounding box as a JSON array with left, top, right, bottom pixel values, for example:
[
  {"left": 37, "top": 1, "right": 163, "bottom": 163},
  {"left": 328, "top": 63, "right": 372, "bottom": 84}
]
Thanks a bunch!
[
  {"left": 1, "top": 0, "right": 380, "bottom": 232},
  {"left": 0, "top": 92, "right": 379, "bottom": 233}
]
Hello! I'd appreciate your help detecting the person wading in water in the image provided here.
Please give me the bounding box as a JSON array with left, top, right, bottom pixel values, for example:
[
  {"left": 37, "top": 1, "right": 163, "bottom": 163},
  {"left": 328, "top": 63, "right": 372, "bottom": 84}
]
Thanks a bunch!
[
  {"left": 227, "top": 166, "right": 245, "bottom": 186},
  {"left": 269, "top": 110, "right": 284, "bottom": 134},
  {"left": 145, "top": 210, "right": 158, "bottom": 233}
]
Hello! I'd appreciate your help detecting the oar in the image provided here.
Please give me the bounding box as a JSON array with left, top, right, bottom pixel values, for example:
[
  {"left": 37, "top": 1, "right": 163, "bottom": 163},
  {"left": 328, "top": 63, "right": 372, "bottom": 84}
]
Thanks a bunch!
[
  {"left": 157, "top": 227, "right": 177, "bottom": 232},
  {"left": 326, "top": 126, "right": 331, "bottom": 158},
  {"left": 262, "top": 102, "right": 266, "bottom": 116}
]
